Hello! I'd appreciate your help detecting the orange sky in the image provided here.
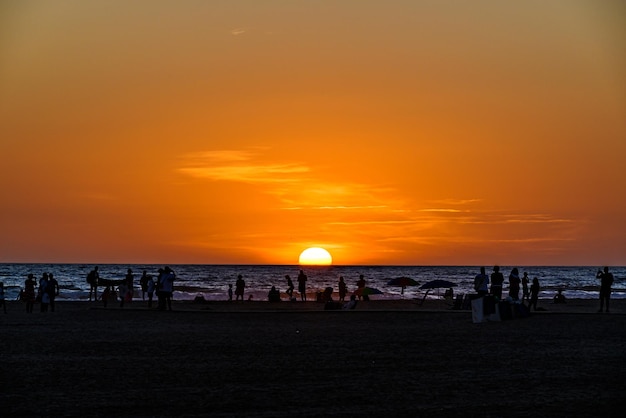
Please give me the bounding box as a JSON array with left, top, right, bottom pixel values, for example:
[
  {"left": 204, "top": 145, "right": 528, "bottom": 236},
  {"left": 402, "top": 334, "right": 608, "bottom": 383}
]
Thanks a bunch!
[{"left": 1, "top": 0, "right": 625, "bottom": 265}]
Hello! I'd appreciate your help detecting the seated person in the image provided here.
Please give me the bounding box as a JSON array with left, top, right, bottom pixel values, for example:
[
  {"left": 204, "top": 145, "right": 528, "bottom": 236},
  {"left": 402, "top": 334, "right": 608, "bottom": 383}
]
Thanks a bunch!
[
  {"left": 322, "top": 286, "right": 333, "bottom": 303},
  {"left": 267, "top": 286, "right": 281, "bottom": 302},
  {"left": 342, "top": 294, "right": 358, "bottom": 310},
  {"left": 553, "top": 289, "right": 566, "bottom": 304},
  {"left": 444, "top": 287, "right": 454, "bottom": 300}
]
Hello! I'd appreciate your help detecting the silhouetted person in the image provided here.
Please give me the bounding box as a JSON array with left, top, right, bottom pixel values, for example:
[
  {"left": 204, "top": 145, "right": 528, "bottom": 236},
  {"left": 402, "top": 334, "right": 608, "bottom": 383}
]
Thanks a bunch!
[
  {"left": 343, "top": 294, "right": 358, "bottom": 310},
  {"left": 596, "top": 267, "right": 614, "bottom": 313},
  {"left": 529, "top": 277, "right": 540, "bottom": 311},
  {"left": 490, "top": 266, "right": 504, "bottom": 300},
  {"left": 87, "top": 266, "right": 99, "bottom": 301},
  {"left": 47, "top": 273, "right": 59, "bottom": 312},
  {"left": 159, "top": 266, "right": 175, "bottom": 311},
  {"left": 297, "top": 270, "right": 307, "bottom": 301},
  {"left": 24, "top": 274, "right": 36, "bottom": 313},
  {"left": 268, "top": 286, "right": 280, "bottom": 302},
  {"left": 508, "top": 267, "right": 521, "bottom": 300},
  {"left": 338, "top": 276, "right": 347, "bottom": 302},
  {"left": 553, "top": 289, "right": 566, "bottom": 304},
  {"left": 147, "top": 276, "right": 155, "bottom": 308},
  {"left": 39, "top": 273, "right": 50, "bottom": 312},
  {"left": 228, "top": 284, "right": 233, "bottom": 301},
  {"left": 474, "top": 267, "right": 489, "bottom": 297},
  {"left": 124, "top": 268, "right": 134, "bottom": 304},
  {"left": 285, "top": 275, "right": 294, "bottom": 299},
  {"left": 235, "top": 275, "right": 245, "bottom": 302},
  {"left": 522, "top": 272, "right": 530, "bottom": 303},
  {"left": 356, "top": 274, "right": 368, "bottom": 301},
  {"left": 140, "top": 270, "right": 150, "bottom": 300}
]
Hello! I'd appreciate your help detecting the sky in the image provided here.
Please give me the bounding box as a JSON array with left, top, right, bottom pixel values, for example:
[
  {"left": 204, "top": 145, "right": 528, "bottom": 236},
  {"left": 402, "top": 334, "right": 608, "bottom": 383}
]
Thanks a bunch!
[{"left": 1, "top": 0, "right": 625, "bottom": 266}]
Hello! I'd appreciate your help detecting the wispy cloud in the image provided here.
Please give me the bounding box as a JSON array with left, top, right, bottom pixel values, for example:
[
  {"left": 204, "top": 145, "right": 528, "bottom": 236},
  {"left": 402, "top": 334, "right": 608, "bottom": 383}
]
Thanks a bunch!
[
  {"left": 178, "top": 150, "right": 309, "bottom": 183},
  {"left": 230, "top": 28, "right": 247, "bottom": 36}
]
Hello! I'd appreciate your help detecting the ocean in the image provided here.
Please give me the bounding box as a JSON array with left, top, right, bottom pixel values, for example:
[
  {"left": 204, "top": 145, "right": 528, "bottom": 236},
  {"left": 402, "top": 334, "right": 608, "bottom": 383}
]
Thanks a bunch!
[{"left": 1, "top": 264, "right": 624, "bottom": 303}]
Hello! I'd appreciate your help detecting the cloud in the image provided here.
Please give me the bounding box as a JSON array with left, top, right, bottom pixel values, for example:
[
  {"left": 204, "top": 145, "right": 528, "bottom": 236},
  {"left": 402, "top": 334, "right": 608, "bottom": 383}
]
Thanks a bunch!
[
  {"left": 230, "top": 28, "right": 247, "bottom": 36},
  {"left": 178, "top": 150, "right": 309, "bottom": 183}
]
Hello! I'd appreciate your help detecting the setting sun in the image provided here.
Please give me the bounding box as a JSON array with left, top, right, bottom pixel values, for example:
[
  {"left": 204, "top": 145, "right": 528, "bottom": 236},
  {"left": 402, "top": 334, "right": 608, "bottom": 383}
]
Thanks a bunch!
[{"left": 299, "top": 247, "right": 333, "bottom": 266}]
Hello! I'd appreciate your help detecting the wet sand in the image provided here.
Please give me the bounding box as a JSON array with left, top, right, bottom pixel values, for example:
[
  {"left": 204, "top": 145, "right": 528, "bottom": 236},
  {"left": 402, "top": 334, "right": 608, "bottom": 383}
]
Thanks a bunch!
[{"left": 1, "top": 298, "right": 625, "bottom": 417}]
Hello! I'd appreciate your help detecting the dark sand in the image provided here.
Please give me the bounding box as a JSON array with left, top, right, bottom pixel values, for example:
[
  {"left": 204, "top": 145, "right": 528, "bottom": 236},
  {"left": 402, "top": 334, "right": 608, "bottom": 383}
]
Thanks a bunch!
[{"left": 1, "top": 298, "right": 625, "bottom": 417}]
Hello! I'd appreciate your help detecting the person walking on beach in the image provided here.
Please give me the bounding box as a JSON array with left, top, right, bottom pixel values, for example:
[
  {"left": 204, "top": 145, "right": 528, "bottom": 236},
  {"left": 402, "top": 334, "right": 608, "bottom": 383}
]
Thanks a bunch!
[
  {"left": 596, "top": 267, "right": 614, "bottom": 313},
  {"left": 522, "top": 272, "right": 530, "bottom": 303},
  {"left": 0, "top": 282, "right": 7, "bottom": 314},
  {"left": 235, "top": 275, "right": 245, "bottom": 302},
  {"left": 87, "top": 266, "right": 99, "bottom": 301},
  {"left": 338, "top": 276, "right": 347, "bottom": 302},
  {"left": 297, "top": 270, "right": 307, "bottom": 302},
  {"left": 508, "top": 268, "right": 521, "bottom": 300},
  {"left": 47, "top": 273, "right": 59, "bottom": 312},
  {"left": 285, "top": 275, "right": 294, "bottom": 299},
  {"left": 529, "top": 277, "right": 540, "bottom": 311},
  {"left": 474, "top": 267, "right": 489, "bottom": 297},
  {"left": 490, "top": 266, "right": 504, "bottom": 300},
  {"left": 24, "top": 274, "right": 37, "bottom": 313}
]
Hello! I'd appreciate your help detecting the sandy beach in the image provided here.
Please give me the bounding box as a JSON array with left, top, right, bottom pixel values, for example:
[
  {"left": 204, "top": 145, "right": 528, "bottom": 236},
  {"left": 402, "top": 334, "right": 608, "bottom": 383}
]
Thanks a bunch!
[{"left": 1, "top": 298, "right": 625, "bottom": 417}]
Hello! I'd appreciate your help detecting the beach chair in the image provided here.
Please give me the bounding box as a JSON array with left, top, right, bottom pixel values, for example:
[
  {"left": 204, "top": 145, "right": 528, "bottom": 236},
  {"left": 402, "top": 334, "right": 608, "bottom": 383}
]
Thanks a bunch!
[{"left": 451, "top": 294, "right": 464, "bottom": 310}]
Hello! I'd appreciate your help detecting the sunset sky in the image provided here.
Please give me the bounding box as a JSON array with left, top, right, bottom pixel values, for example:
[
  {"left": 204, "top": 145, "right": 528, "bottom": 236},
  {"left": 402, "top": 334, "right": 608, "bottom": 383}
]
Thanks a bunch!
[{"left": 1, "top": 0, "right": 625, "bottom": 265}]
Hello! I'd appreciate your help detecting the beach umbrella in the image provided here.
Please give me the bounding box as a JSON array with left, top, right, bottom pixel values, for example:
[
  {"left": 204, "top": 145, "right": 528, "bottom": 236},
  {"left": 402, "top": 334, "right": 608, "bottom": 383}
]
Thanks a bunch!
[
  {"left": 354, "top": 287, "right": 383, "bottom": 296},
  {"left": 387, "top": 277, "right": 419, "bottom": 295},
  {"left": 417, "top": 280, "right": 458, "bottom": 306}
]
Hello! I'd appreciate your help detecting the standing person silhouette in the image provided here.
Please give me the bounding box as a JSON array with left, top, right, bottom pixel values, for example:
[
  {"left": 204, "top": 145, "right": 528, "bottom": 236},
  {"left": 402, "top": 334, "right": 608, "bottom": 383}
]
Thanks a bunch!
[
  {"left": 508, "top": 268, "right": 521, "bottom": 300},
  {"left": 87, "top": 266, "right": 99, "bottom": 301},
  {"left": 124, "top": 268, "right": 134, "bottom": 304},
  {"left": 596, "top": 267, "right": 614, "bottom": 313},
  {"left": 490, "top": 266, "right": 504, "bottom": 300},
  {"left": 338, "top": 276, "right": 347, "bottom": 302},
  {"left": 356, "top": 274, "right": 368, "bottom": 301},
  {"left": 47, "top": 273, "right": 60, "bottom": 312},
  {"left": 235, "top": 275, "right": 245, "bottom": 302},
  {"left": 529, "top": 277, "right": 540, "bottom": 311},
  {"left": 146, "top": 275, "right": 155, "bottom": 308},
  {"left": 474, "top": 267, "right": 489, "bottom": 297},
  {"left": 522, "top": 272, "right": 530, "bottom": 303},
  {"left": 297, "top": 270, "right": 307, "bottom": 301},
  {"left": 285, "top": 275, "right": 294, "bottom": 299},
  {"left": 24, "top": 274, "right": 37, "bottom": 313},
  {"left": 159, "top": 266, "right": 176, "bottom": 311},
  {"left": 140, "top": 270, "right": 150, "bottom": 301}
]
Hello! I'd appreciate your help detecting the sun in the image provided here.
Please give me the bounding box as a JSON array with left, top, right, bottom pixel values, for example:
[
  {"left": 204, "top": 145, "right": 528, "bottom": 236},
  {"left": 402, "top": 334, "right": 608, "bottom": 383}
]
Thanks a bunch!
[{"left": 299, "top": 247, "right": 333, "bottom": 266}]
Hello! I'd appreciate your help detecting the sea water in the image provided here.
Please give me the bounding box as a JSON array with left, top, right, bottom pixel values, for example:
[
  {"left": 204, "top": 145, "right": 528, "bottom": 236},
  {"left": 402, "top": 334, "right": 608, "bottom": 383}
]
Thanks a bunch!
[{"left": 0, "top": 264, "right": 623, "bottom": 302}]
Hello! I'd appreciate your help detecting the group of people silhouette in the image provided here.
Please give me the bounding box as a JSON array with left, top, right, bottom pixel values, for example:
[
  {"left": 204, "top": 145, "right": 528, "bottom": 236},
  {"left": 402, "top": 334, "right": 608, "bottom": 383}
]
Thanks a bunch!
[
  {"left": 229, "top": 270, "right": 367, "bottom": 309},
  {"left": 474, "top": 266, "right": 542, "bottom": 311}
]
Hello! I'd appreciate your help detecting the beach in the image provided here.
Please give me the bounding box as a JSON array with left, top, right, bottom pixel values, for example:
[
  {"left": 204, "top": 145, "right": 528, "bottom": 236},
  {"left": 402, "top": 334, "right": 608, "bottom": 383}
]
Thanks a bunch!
[{"left": 1, "top": 298, "right": 625, "bottom": 417}]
